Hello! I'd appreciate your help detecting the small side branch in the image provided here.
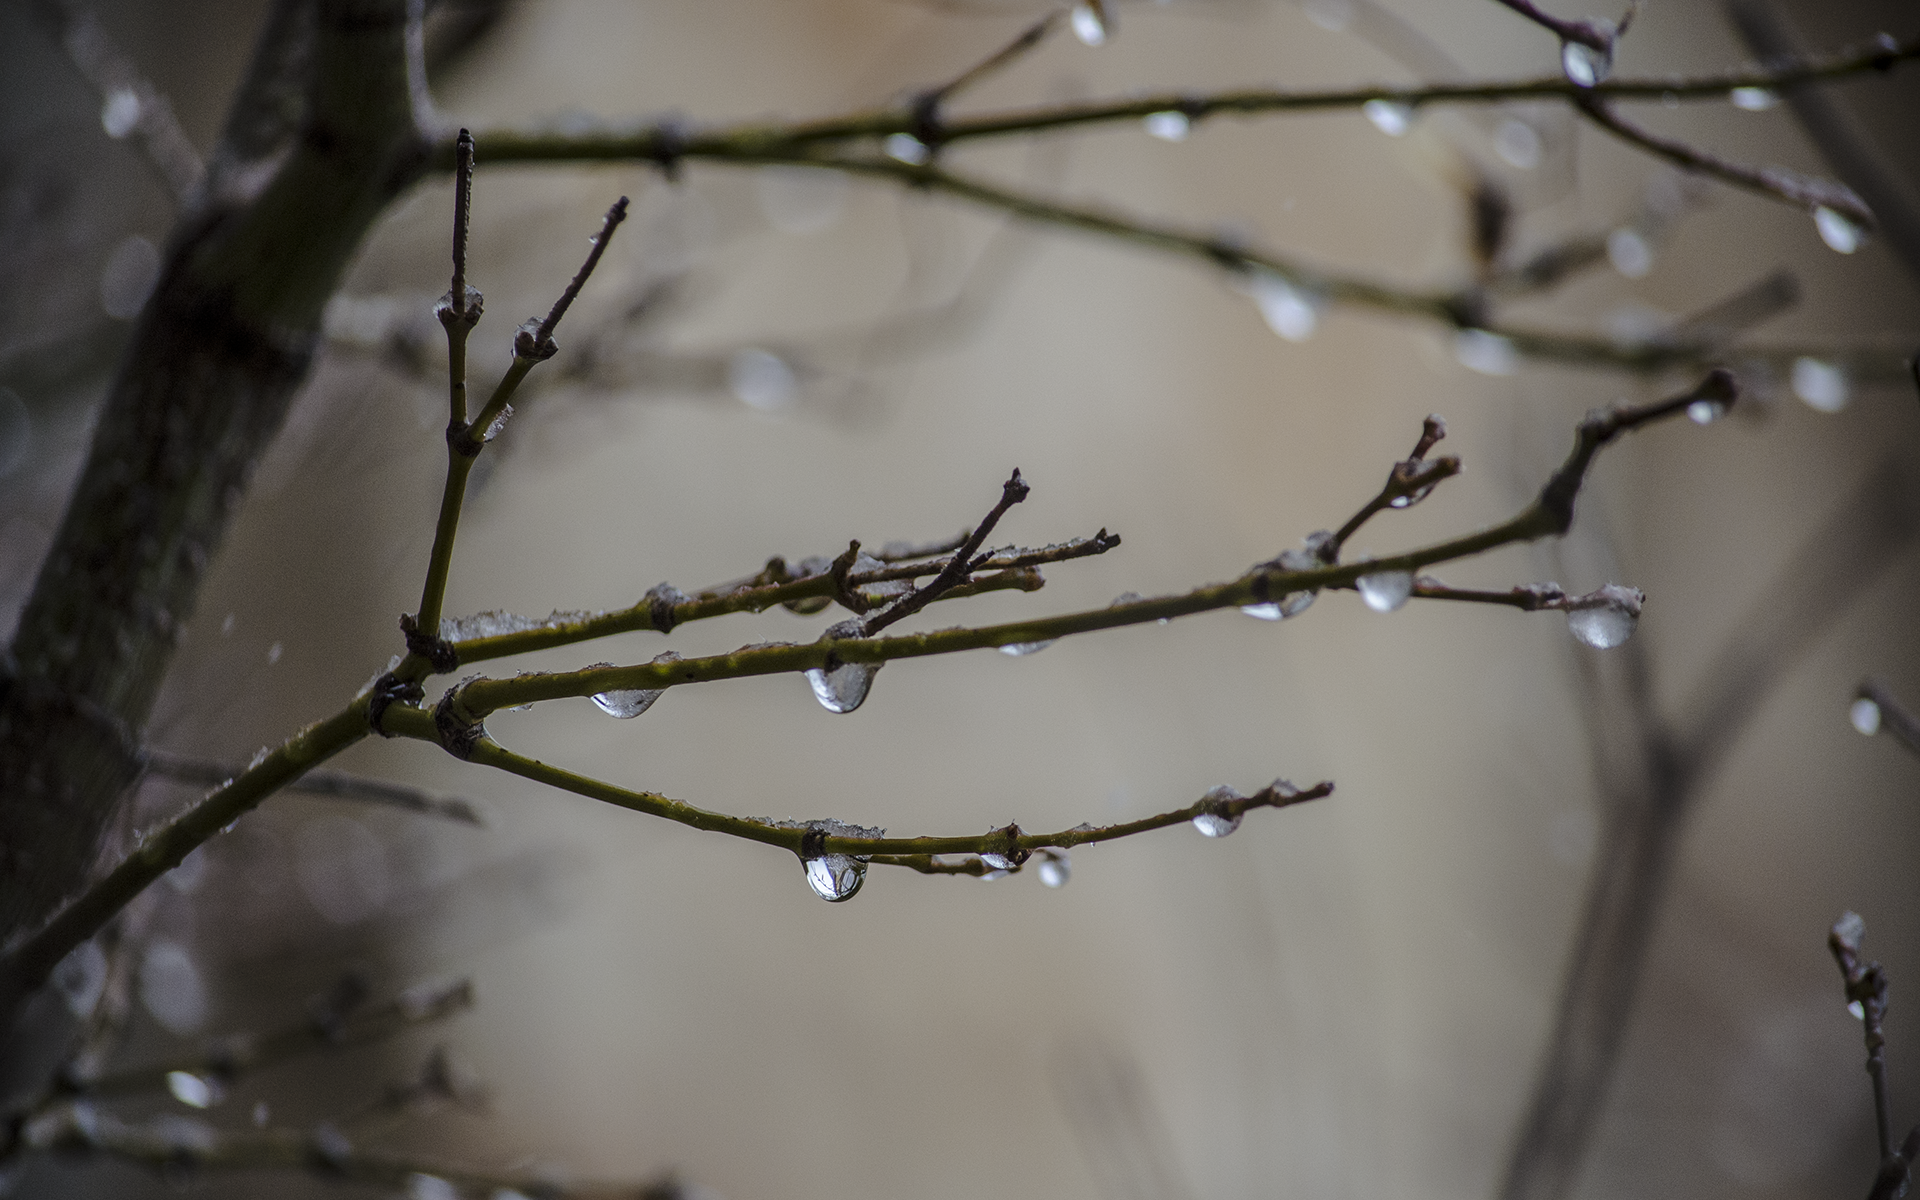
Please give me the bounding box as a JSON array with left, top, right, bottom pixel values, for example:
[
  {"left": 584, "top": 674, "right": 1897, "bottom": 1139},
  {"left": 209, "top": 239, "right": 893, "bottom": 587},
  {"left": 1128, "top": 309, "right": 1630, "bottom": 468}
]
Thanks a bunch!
[
  {"left": 1828, "top": 913, "right": 1916, "bottom": 1200},
  {"left": 142, "top": 751, "right": 483, "bottom": 825}
]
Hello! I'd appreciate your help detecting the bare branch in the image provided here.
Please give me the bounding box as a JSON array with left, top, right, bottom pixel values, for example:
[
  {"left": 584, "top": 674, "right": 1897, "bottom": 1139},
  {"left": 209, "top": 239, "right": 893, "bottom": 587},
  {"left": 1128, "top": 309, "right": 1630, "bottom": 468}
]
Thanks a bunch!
[
  {"left": 142, "top": 751, "right": 484, "bottom": 825},
  {"left": 1856, "top": 680, "right": 1920, "bottom": 761}
]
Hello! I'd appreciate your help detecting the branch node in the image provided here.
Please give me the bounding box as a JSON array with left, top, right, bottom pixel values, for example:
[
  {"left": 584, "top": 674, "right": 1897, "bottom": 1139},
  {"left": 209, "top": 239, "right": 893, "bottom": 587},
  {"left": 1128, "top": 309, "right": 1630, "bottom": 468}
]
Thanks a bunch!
[
  {"left": 433, "top": 685, "right": 487, "bottom": 760},
  {"left": 365, "top": 674, "right": 424, "bottom": 738},
  {"left": 398, "top": 613, "right": 460, "bottom": 674}
]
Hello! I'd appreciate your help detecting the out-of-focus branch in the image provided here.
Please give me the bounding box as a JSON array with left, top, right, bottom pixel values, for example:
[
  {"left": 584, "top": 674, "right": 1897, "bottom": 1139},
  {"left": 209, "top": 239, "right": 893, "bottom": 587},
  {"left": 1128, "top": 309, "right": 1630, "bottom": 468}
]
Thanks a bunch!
[
  {"left": 35, "top": 0, "right": 206, "bottom": 203},
  {"left": 141, "top": 751, "right": 484, "bottom": 825},
  {"left": 1731, "top": 0, "right": 1920, "bottom": 284},
  {"left": 1856, "top": 680, "right": 1920, "bottom": 760}
]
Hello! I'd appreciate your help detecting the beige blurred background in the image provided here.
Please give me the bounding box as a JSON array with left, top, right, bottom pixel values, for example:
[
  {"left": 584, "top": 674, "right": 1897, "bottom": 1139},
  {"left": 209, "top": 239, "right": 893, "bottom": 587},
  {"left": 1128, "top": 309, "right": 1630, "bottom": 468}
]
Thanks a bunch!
[{"left": 2, "top": 0, "right": 1917, "bottom": 1197}]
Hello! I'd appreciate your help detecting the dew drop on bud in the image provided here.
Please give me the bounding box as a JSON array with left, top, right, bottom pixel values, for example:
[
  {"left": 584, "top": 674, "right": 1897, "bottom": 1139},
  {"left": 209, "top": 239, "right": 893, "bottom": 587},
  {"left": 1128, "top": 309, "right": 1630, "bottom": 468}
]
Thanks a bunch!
[
  {"left": 1070, "top": 1, "right": 1111, "bottom": 46},
  {"left": 1851, "top": 697, "right": 1882, "bottom": 736},
  {"left": 1192, "top": 786, "right": 1244, "bottom": 837},
  {"left": 805, "top": 854, "right": 866, "bottom": 902},
  {"left": 806, "top": 621, "right": 879, "bottom": 713},
  {"left": 999, "top": 640, "right": 1055, "bottom": 657},
  {"left": 1243, "top": 543, "right": 1322, "bottom": 619},
  {"left": 167, "top": 1071, "right": 216, "bottom": 1109},
  {"left": 1036, "top": 850, "right": 1070, "bottom": 888},
  {"left": 1813, "top": 206, "right": 1863, "bottom": 255},
  {"left": 1790, "top": 357, "right": 1850, "bottom": 413},
  {"left": 1849, "top": 999, "right": 1867, "bottom": 1020},
  {"left": 1357, "top": 570, "right": 1413, "bottom": 613},
  {"left": 1143, "top": 111, "right": 1190, "bottom": 142},
  {"left": 1561, "top": 33, "right": 1614, "bottom": 88},
  {"left": 1730, "top": 86, "right": 1777, "bottom": 111},
  {"left": 1363, "top": 100, "right": 1412, "bottom": 137},
  {"left": 589, "top": 652, "right": 680, "bottom": 719},
  {"left": 1566, "top": 584, "right": 1643, "bottom": 649}
]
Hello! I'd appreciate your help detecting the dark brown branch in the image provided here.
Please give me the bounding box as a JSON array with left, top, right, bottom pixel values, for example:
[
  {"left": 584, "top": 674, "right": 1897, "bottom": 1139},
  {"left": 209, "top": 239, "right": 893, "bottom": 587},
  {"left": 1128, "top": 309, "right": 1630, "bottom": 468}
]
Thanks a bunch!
[
  {"left": 1486, "top": 0, "right": 1628, "bottom": 52},
  {"left": 859, "top": 469, "right": 1030, "bottom": 636},
  {"left": 1330, "top": 415, "right": 1459, "bottom": 552},
  {"left": 141, "top": 751, "right": 484, "bottom": 825},
  {"left": 1830, "top": 913, "right": 1896, "bottom": 1163},
  {"left": 916, "top": 12, "right": 1059, "bottom": 115}
]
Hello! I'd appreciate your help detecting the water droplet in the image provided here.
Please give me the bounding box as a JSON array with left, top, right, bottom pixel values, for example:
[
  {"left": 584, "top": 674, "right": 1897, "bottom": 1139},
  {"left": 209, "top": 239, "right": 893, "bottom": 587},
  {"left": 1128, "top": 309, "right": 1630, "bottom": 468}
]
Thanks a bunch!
[
  {"left": 1455, "top": 329, "right": 1518, "bottom": 376},
  {"left": 1493, "top": 118, "right": 1542, "bottom": 170},
  {"left": 1561, "top": 33, "right": 1614, "bottom": 88},
  {"left": 1245, "top": 271, "right": 1321, "bottom": 342},
  {"left": 167, "top": 1071, "right": 216, "bottom": 1109},
  {"left": 52, "top": 940, "right": 108, "bottom": 1018},
  {"left": 100, "top": 235, "right": 160, "bottom": 321},
  {"left": 1851, "top": 697, "right": 1882, "bottom": 736},
  {"left": 1730, "top": 86, "right": 1777, "bottom": 111},
  {"left": 999, "top": 640, "right": 1054, "bottom": 657},
  {"left": 1566, "top": 583, "right": 1642, "bottom": 649},
  {"left": 1362, "top": 99, "right": 1412, "bottom": 137},
  {"left": 1036, "top": 849, "right": 1070, "bottom": 888},
  {"left": 1790, "top": 357, "right": 1850, "bottom": 413},
  {"left": 728, "top": 348, "right": 798, "bottom": 411},
  {"left": 1687, "top": 397, "right": 1728, "bottom": 425},
  {"left": 804, "top": 854, "right": 866, "bottom": 901},
  {"left": 589, "top": 652, "right": 680, "bottom": 719},
  {"left": 1606, "top": 227, "right": 1653, "bottom": 278},
  {"left": 1302, "top": 0, "right": 1354, "bottom": 31},
  {"left": 1070, "top": 1, "right": 1111, "bottom": 45},
  {"left": 1242, "top": 543, "right": 1322, "bottom": 620},
  {"left": 100, "top": 87, "right": 142, "bottom": 138},
  {"left": 139, "top": 941, "right": 208, "bottom": 1036},
  {"left": 1388, "top": 482, "right": 1437, "bottom": 510},
  {"left": 1849, "top": 999, "right": 1867, "bottom": 1020},
  {"left": 806, "top": 621, "right": 879, "bottom": 713},
  {"left": 1141, "top": 110, "right": 1193, "bottom": 143},
  {"left": 1813, "top": 206, "right": 1863, "bottom": 254},
  {"left": 1357, "top": 569, "right": 1413, "bottom": 613},
  {"left": 756, "top": 165, "right": 847, "bottom": 235},
  {"left": 408, "top": 1174, "right": 460, "bottom": 1200},
  {"left": 1111, "top": 592, "right": 1144, "bottom": 606},
  {"left": 884, "top": 133, "right": 931, "bottom": 165},
  {"left": 1191, "top": 785, "right": 1244, "bottom": 838}
]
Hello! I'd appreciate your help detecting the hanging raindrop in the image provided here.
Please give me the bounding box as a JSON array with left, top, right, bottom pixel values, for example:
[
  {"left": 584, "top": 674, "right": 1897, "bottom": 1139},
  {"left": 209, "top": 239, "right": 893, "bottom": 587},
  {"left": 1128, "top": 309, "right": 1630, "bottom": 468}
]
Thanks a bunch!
[
  {"left": 1812, "top": 206, "right": 1863, "bottom": 254},
  {"left": 1036, "top": 850, "right": 1071, "bottom": 888},
  {"left": 1191, "top": 786, "right": 1244, "bottom": 838},
  {"left": 100, "top": 88, "right": 141, "bottom": 138},
  {"left": 1850, "top": 697, "right": 1882, "bottom": 736},
  {"left": 1790, "top": 357, "right": 1850, "bottom": 413},
  {"left": 1560, "top": 28, "right": 1614, "bottom": 88},
  {"left": 805, "top": 854, "right": 866, "bottom": 901},
  {"left": 1242, "top": 543, "right": 1323, "bottom": 620},
  {"left": 1070, "top": 1, "right": 1111, "bottom": 46},
  {"left": 589, "top": 652, "right": 680, "bottom": 719},
  {"left": 1357, "top": 569, "right": 1414, "bottom": 613},
  {"left": 1246, "top": 271, "right": 1321, "bottom": 342},
  {"left": 167, "top": 1072, "right": 217, "bottom": 1109},
  {"left": 806, "top": 621, "right": 880, "bottom": 713},
  {"left": 1566, "top": 584, "right": 1643, "bottom": 649},
  {"left": 1362, "top": 99, "right": 1413, "bottom": 137},
  {"left": 1606, "top": 227, "right": 1653, "bottom": 278},
  {"left": 1687, "top": 396, "right": 1728, "bottom": 425},
  {"left": 1143, "top": 111, "right": 1190, "bottom": 142},
  {"left": 1455, "top": 329, "right": 1519, "bottom": 376},
  {"left": 884, "top": 134, "right": 931, "bottom": 165},
  {"left": 1730, "top": 86, "right": 1777, "bottom": 111}
]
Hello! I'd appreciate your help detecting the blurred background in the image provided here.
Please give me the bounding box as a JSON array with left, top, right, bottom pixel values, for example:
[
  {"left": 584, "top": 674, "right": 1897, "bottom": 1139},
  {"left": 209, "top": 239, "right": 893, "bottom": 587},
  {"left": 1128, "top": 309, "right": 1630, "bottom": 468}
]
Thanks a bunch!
[{"left": 1, "top": 0, "right": 1917, "bottom": 1197}]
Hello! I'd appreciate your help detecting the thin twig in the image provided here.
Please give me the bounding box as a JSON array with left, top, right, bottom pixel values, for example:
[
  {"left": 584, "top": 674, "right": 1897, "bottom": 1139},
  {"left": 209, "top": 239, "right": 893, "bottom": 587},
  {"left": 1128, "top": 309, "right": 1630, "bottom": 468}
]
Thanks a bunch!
[
  {"left": 1829, "top": 914, "right": 1896, "bottom": 1163},
  {"left": 1857, "top": 680, "right": 1920, "bottom": 761},
  {"left": 916, "top": 12, "right": 1060, "bottom": 115},
  {"left": 142, "top": 752, "right": 483, "bottom": 825},
  {"left": 1330, "top": 415, "right": 1459, "bottom": 552},
  {"left": 860, "top": 469, "right": 1030, "bottom": 635}
]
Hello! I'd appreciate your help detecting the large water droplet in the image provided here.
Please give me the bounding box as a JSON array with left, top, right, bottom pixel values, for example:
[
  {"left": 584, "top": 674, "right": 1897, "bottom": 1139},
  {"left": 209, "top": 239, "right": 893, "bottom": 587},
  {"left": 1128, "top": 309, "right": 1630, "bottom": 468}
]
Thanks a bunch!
[
  {"left": 1851, "top": 697, "right": 1882, "bottom": 736},
  {"left": 1561, "top": 34, "right": 1614, "bottom": 88},
  {"left": 1247, "top": 272, "right": 1321, "bottom": 342},
  {"left": 884, "top": 133, "right": 930, "bottom": 165},
  {"left": 1143, "top": 111, "right": 1190, "bottom": 142},
  {"left": 1192, "top": 785, "right": 1244, "bottom": 837},
  {"left": 1036, "top": 850, "right": 1070, "bottom": 888},
  {"left": 1790, "top": 357, "right": 1850, "bottom": 413},
  {"left": 1606, "top": 227, "right": 1653, "bottom": 278},
  {"left": 807, "top": 621, "right": 880, "bottom": 713},
  {"left": 805, "top": 854, "right": 866, "bottom": 902},
  {"left": 1494, "top": 118, "right": 1542, "bottom": 170},
  {"left": 100, "top": 235, "right": 160, "bottom": 321},
  {"left": 1455, "top": 329, "right": 1518, "bottom": 376},
  {"left": 1730, "top": 86, "right": 1777, "bottom": 111},
  {"left": 590, "top": 652, "right": 680, "bottom": 719},
  {"left": 1566, "top": 584, "right": 1642, "bottom": 649},
  {"left": 1363, "top": 99, "right": 1413, "bottom": 137},
  {"left": 999, "top": 640, "right": 1054, "bottom": 657},
  {"left": 1813, "top": 206, "right": 1863, "bottom": 254},
  {"left": 167, "top": 1071, "right": 217, "bottom": 1109},
  {"left": 52, "top": 940, "right": 108, "bottom": 1018},
  {"left": 1357, "top": 569, "right": 1413, "bottom": 613},
  {"left": 100, "top": 88, "right": 141, "bottom": 138},
  {"left": 1070, "top": 1, "right": 1111, "bottom": 45}
]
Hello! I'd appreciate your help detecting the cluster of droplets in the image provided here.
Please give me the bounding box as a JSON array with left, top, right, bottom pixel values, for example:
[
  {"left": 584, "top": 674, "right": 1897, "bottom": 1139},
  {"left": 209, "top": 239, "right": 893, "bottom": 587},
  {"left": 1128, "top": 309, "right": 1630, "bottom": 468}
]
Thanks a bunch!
[
  {"left": 588, "top": 652, "right": 682, "bottom": 719},
  {"left": 807, "top": 621, "right": 880, "bottom": 713},
  {"left": 1242, "top": 533, "right": 1333, "bottom": 621},
  {"left": 1565, "top": 583, "right": 1644, "bottom": 649}
]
